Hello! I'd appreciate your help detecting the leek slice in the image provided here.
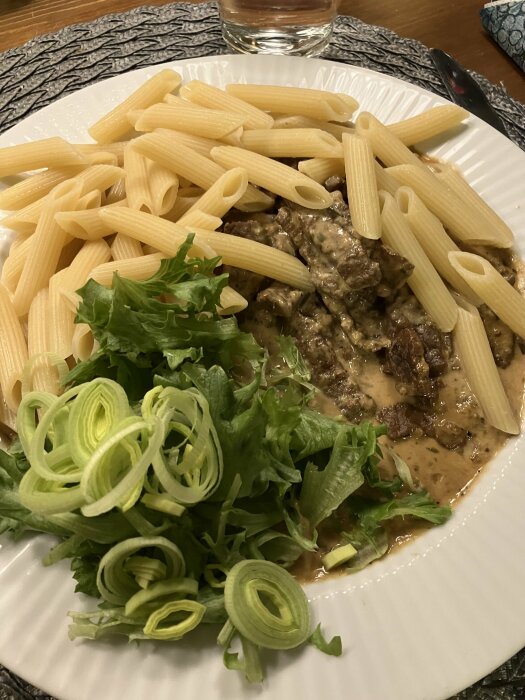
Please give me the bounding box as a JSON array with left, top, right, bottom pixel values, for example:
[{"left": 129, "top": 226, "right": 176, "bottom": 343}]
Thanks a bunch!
[
  {"left": 96, "top": 536, "right": 186, "bottom": 605},
  {"left": 224, "top": 560, "right": 310, "bottom": 650}
]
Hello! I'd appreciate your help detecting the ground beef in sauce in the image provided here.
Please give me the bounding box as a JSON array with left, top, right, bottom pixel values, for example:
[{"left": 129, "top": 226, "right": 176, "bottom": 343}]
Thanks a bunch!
[{"left": 224, "top": 183, "right": 520, "bottom": 454}]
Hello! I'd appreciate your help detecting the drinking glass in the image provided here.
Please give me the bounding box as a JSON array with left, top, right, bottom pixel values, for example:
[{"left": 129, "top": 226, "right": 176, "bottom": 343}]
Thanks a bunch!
[{"left": 219, "top": 0, "right": 338, "bottom": 57}]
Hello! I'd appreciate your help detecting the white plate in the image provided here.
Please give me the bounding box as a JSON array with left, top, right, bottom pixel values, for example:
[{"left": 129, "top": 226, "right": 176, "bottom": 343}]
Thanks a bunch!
[{"left": 1, "top": 54, "right": 524, "bottom": 700}]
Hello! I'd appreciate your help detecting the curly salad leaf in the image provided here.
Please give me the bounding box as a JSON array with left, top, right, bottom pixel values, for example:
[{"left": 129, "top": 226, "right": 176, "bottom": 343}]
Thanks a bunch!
[{"left": 0, "top": 238, "right": 451, "bottom": 683}]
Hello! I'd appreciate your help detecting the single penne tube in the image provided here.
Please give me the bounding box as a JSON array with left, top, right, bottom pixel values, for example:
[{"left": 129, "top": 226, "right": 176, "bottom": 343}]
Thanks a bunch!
[
  {"left": 66, "top": 239, "right": 113, "bottom": 287},
  {"left": 72, "top": 323, "right": 99, "bottom": 361},
  {"left": 27, "top": 287, "right": 49, "bottom": 358},
  {"left": 130, "top": 103, "right": 246, "bottom": 140},
  {"left": 210, "top": 145, "right": 332, "bottom": 209},
  {"left": 448, "top": 251, "right": 525, "bottom": 338},
  {"left": 124, "top": 145, "right": 158, "bottom": 213},
  {"left": 0, "top": 166, "right": 82, "bottom": 210},
  {"left": 83, "top": 151, "right": 119, "bottom": 166},
  {"left": 180, "top": 80, "right": 274, "bottom": 130},
  {"left": 48, "top": 269, "right": 76, "bottom": 359},
  {"left": 374, "top": 162, "right": 401, "bottom": 196},
  {"left": 55, "top": 200, "right": 127, "bottom": 239},
  {"left": 342, "top": 133, "right": 381, "bottom": 240},
  {"left": 434, "top": 165, "right": 514, "bottom": 247},
  {"left": 0, "top": 137, "right": 88, "bottom": 177},
  {"left": 387, "top": 105, "right": 469, "bottom": 145},
  {"left": 88, "top": 69, "right": 182, "bottom": 143},
  {"left": 72, "top": 164, "right": 125, "bottom": 195},
  {"left": 1, "top": 236, "right": 33, "bottom": 291},
  {"left": 111, "top": 233, "right": 143, "bottom": 260},
  {"left": 453, "top": 296, "right": 519, "bottom": 434},
  {"left": 162, "top": 94, "right": 200, "bottom": 108},
  {"left": 0, "top": 282, "right": 28, "bottom": 411},
  {"left": 356, "top": 113, "right": 426, "bottom": 169},
  {"left": 385, "top": 164, "right": 511, "bottom": 248},
  {"left": 99, "top": 207, "right": 315, "bottom": 292},
  {"left": 297, "top": 157, "right": 345, "bottom": 183},
  {"left": 396, "top": 187, "right": 481, "bottom": 304},
  {"left": 90, "top": 253, "right": 166, "bottom": 286},
  {"left": 132, "top": 132, "right": 274, "bottom": 212},
  {"left": 179, "top": 167, "right": 248, "bottom": 220},
  {"left": 176, "top": 210, "right": 222, "bottom": 230},
  {"left": 147, "top": 161, "right": 179, "bottom": 215},
  {"left": 217, "top": 286, "right": 248, "bottom": 315},
  {"left": 154, "top": 128, "right": 223, "bottom": 158},
  {"left": 225, "top": 84, "right": 358, "bottom": 122},
  {"left": 241, "top": 128, "right": 343, "bottom": 158},
  {"left": 272, "top": 115, "right": 354, "bottom": 139},
  {"left": 13, "top": 180, "right": 82, "bottom": 316},
  {"left": 379, "top": 190, "right": 458, "bottom": 332},
  {"left": 74, "top": 141, "right": 128, "bottom": 164}
]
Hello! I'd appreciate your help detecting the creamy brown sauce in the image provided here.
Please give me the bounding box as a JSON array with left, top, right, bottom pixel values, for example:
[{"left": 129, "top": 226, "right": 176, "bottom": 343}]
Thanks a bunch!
[{"left": 245, "top": 316, "right": 525, "bottom": 583}]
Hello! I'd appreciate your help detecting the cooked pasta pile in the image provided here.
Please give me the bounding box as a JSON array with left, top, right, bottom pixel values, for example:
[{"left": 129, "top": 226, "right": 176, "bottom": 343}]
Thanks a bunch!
[{"left": 0, "top": 68, "right": 523, "bottom": 437}]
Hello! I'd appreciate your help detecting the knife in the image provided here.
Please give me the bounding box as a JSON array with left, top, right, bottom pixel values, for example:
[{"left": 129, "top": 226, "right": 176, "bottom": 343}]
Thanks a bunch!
[{"left": 429, "top": 48, "right": 509, "bottom": 136}]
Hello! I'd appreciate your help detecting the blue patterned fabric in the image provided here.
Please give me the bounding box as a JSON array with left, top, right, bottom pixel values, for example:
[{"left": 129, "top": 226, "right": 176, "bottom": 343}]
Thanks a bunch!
[{"left": 481, "top": 0, "right": 525, "bottom": 71}]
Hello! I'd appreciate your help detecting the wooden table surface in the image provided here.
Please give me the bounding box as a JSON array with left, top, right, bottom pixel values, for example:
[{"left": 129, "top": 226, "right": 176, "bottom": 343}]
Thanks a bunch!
[{"left": 0, "top": 0, "right": 524, "bottom": 103}]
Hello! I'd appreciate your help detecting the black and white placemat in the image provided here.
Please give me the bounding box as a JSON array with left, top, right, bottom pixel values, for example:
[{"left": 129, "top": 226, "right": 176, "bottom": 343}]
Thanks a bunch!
[{"left": 0, "top": 4, "right": 524, "bottom": 699}]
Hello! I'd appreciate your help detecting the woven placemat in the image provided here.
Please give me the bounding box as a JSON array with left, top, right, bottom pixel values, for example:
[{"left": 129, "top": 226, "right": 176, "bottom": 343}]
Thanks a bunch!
[{"left": 0, "top": 4, "right": 524, "bottom": 699}]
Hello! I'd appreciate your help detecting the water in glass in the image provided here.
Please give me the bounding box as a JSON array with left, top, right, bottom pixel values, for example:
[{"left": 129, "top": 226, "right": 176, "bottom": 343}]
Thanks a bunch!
[{"left": 219, "top": 0, "right": 337, "bottom": 56}]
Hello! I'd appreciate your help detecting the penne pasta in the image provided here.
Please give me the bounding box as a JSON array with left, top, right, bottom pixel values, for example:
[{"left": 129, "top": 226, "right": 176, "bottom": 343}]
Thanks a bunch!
[
  {"left": 356, "top": 113, "right": 426, "bottom": 170},
  {"left": 272, "top": 115, "right": 354, "bottom": 139},
  {"left": 448, "top": 251, "right": 525, "bottom": 338},
  {"left": 130, "top": 103, "right": 246, "bottom": 141},
  {"left": 297, "top": 158, "right": 345, "bottom": 184},
  {"left": 225, "top": 84, "right": 358, "bottom": 122},
  {"left": 88, "top": 69, "right": 182, "bottom": 143},
  {"left": 104, "top": 177, "right": 127, "bottom": 205},
  {"left": 111, "top": 233, "right": 143, "bottom": 260},
  {"left": 434, "top": 165, "right": 514, "bottom": 247},
  {"left": 132, "top": 132, "right": 274, "bottom": 212},
  {"left": 0, "top": 137, "right": 87, "bottom": 177},
  {"left": 217, "top": 286, "right": 248, "bottom": 315},
  {"left": 98, "top": 207, "right": 315, "bottom": 292},
  {"left": 176, "top": 210, "right": 222, "bottom": 230},
  {"left": 0, "top": 166, "right": 82, "bottom": 210},
  {"left": 342, "top": 133, "right": 381, "bottom": 240},
  {"left": 453, "top": 297, "right": 519, "bottom": 434},
  {"left": 1, "top": 236, "right": 33, "bottom": 291},
  {"left": 385, "top": 164, "right": 511, "bottom": 248},
  {"left": 0, "top": 283, "right": 28, "bottom": 411},
  {"left": 211, "top": 145, "right": 333, "bottom": 209},
  {"left": 13, "top": 181, "right": 81, "bottom": 316},
  {"left": 72, "top": 323, "right": 99, "bottom": 362},
  {"left": 164, "top": 196, "right": 201, "bottom": 223},
  {"left": 90, "top": 253, "right": 166, "bottom": 286},
  {"left": 396, "top": 187, "right": 481, "bottom": 304},
  {"left": 48, "top": 269, "right": 76, "bottom": 359},
  {"left": 180, "top": 80, "right": 274, "bottom": 130},
  {"left": 154, "top": 129, "right": 223, "bottom": 158},
  {"left": 124, "top": 144, "right": 178, "bottom": 215},
  {"left": 388, "top": 105, "right": 469, "bottom": 145},
  {"left": 178, "top": 167, "right": 248, "bottom": 221},
  {"left": 74, "top": 141, "right": 128, "bottom": 164},
  {"left": 55, "top": 200, "right": 127, "bottom": 239},
  {"left": 379, "top": 190, "right": 458, "bottom": 332},
  {"left": 374, "top": 162, "right": 401, "bottom": 196},
  {"left": 241, "top": 129, "right": 343, "bottom": 159}
]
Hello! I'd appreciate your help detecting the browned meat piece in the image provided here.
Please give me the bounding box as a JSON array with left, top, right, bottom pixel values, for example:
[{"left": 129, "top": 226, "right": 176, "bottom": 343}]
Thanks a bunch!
[
  {"left": 324, "top": 175, "right": 346, "bottom": 195},
  {"left": 377, "top": 403, "right": 433, "bottom": 439},
  {"left": 433, "top": 419, "right": 468, "bottom": 450},
  {"left": 386, "top": 289, "right": 431, "bottom": 329},
  {"left": 372, "top": 245, "right": 414, "bottom": 297},
  {"left": 378, "top": 403, "right": 467, "bottom": 449},
  {"left": 384, "top": 328, "right": 429, "bottom": 383},
  {"left": 290, "top": 304, "right": 376, "bottom": 421},
  {"left": 479, "top": 304, "right": 515, "bottom": 368},
  {"left": 223, "top": 218, "right": 295, "bottom": 255},
  {"left": 256, "top": 283, "right": 304, "bottom": 319},
  {"left": 414, "top": 324, "right": 451, "bottom": 376}
]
